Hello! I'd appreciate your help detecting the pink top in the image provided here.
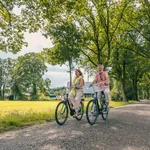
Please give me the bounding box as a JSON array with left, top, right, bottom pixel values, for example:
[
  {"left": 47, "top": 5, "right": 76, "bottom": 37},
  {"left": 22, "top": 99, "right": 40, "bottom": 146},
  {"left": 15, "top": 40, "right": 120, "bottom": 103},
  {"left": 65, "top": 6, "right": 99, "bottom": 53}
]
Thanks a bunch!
[{"left": 94, "top": 71, "right": 109, "bottom": 89}]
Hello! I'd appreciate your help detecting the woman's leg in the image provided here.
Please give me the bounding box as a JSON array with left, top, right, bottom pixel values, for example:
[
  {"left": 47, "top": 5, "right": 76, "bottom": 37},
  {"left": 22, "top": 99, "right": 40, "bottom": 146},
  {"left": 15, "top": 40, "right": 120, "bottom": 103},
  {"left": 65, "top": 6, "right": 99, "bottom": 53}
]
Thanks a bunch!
[
  {"left": 68, "top": 93, "right": 75, "bottom": 109},
  {"left": 73, "top": 90, "right": 83, "bottom": 115}
]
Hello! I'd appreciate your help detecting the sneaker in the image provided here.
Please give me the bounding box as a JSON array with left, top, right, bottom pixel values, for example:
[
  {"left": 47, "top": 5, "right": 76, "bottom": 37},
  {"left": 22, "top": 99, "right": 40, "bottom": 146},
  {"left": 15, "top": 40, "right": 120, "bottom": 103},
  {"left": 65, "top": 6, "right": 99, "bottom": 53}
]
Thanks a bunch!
[
  {"left": 103, "top": 106, "right": 110, "bottom": 113},
  {"left": 70, "top": 109, "right": 75, "bottom": 116}
]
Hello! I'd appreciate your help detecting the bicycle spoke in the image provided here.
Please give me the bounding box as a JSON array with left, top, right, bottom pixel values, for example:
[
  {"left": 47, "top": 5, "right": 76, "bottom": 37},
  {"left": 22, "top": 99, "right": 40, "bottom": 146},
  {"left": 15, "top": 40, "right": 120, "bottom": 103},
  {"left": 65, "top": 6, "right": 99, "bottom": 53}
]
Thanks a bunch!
[
  {"left": 55, "top": 101, "right": 68, "bottom": 125},
  {"left": 86, "top": 100, "right": 98, "bottom": 125}
]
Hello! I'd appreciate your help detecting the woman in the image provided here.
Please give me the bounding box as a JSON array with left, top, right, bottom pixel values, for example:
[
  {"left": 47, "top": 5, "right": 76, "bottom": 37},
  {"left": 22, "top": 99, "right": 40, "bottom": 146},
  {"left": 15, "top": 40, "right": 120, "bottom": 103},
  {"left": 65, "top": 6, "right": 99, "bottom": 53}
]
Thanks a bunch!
[{"left": 68, "top": 69, "right": 84, "bottom": 118}]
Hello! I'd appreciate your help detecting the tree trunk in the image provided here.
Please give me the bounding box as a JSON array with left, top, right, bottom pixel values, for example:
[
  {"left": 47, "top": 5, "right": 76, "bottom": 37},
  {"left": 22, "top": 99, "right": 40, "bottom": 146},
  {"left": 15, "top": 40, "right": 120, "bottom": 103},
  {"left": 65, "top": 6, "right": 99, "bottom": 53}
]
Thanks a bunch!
[
  {"left": 97, "top": 45, "right": 101, "bottom": 65},
  {"left": 147, "top": 87, "right": 150, "bottom": 100},
  {"left": 120, "top": 79, "right": 128, "bottom": 102},
  {"left": 131, "top": 75, "right": 138, "bottom": 100},
  {"left": 0, "top": 87, "right": 2, "bottom": 99},
  {"left": 2, "top": 84, "right": 5, "bottom": 100},
  {"left": 32, "top": 83, "right": 37, "bottom": 100},
  {"left": 121, "top": 60, "right": 128, "bottom": 102},
  {"left": 69, "top": 59, "right": 72, "bottom": 88}
]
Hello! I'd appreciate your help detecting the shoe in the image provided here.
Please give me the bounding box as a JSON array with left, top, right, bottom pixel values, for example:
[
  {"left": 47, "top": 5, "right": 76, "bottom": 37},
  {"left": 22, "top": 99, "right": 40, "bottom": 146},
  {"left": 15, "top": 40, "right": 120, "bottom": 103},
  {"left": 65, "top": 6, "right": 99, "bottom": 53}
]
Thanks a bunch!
[
  {"left": 70, "top": 109, "right": 75, "bottom": 116},
  {"left": 103, "top": 106, "right": 109, "bottom": 113},
  {"left": 73, "top": 113, "right": 78, "bottom": 118},
  {"left": 91, "top": 111, "right": 97, "bottom": 116},
  {"left": 106, "top": 106, "right": 110, "bottom": 112}
]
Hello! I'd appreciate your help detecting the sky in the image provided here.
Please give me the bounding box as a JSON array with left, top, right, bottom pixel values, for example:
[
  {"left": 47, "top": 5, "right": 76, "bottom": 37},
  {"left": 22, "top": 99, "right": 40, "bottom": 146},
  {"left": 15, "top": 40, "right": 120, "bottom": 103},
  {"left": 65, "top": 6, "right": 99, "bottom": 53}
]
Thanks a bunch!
[
  {"left": 0, "top": 7, "right": 92, "bottom": 88},
  {"left": 0, "top": 32, "right": 92, "bottom": 88}
]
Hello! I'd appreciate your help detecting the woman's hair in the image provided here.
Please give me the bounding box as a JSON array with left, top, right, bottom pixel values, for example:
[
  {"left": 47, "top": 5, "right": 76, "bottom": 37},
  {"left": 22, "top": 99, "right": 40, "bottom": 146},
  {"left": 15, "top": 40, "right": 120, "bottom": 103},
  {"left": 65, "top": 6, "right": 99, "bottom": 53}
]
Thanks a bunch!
[{"left": 75, "top": 69, "right": 83, "bottom": 76}]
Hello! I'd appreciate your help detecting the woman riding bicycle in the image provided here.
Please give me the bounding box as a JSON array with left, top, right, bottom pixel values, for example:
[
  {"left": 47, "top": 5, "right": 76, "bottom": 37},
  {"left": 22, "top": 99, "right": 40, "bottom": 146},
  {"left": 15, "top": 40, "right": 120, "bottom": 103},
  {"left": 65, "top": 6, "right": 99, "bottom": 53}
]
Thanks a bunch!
[
  {"left": 90, "top": 64, "right": 110, "bottom": 109},
  {"left": 68, "top": 69, "right": 84, "bottom": 118}
]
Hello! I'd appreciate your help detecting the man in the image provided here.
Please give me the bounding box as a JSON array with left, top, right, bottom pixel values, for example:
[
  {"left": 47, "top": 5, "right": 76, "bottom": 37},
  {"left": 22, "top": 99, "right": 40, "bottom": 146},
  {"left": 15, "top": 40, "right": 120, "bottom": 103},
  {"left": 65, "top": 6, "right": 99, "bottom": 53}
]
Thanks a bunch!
[{"left": 90, "top": 64, "right": 110, "bottom": 109}]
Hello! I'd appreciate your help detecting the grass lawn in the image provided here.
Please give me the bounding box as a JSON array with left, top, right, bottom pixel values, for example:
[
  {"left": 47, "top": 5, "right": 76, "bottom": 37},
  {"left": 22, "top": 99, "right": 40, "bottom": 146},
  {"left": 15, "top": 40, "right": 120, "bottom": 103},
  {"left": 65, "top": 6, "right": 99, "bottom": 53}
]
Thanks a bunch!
[{"left": 0, "top": 100, "right": 137, "bottom": 132}]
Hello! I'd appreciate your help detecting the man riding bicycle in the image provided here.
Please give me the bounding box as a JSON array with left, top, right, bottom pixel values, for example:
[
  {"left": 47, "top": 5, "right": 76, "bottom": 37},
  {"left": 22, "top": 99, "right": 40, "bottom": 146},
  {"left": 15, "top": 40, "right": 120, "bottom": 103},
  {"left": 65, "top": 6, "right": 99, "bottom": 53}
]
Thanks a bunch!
[{"left": 90, "top": 64, "right": 110, "bottom": 110}]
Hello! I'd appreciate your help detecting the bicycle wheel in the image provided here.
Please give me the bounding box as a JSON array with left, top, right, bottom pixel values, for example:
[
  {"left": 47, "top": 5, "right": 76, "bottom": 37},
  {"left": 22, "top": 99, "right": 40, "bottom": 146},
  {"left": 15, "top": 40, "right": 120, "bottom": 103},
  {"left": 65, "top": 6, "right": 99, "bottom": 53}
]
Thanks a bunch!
[
  {"left": 76, "top": 102, "right": 84, "bottom": 121},
  {"left": 101, "top": 103, "right": 109, "bottom": 120},
  {"left": 55, "top": 101, "right": 68, "bottom": 125},
  {"left": 86, "top": 99, "right": 99, "bottom": 125}
]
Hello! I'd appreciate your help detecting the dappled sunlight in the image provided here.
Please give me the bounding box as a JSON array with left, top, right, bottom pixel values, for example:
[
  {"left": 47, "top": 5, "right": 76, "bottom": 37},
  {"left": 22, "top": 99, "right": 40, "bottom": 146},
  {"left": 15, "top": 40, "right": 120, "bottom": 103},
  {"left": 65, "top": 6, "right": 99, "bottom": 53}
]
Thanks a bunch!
[
  {"left": 43, "top": 129, "right": 58, "bottom": 135},
  {"left": 47, "top": 130, "right": 84, "bottom": 140},
  {"left": 110, "top": 126, "right": 119, "bottom": 131},
  {"left": 40, "top": 144, "right": 61, "bottom": 150},
  {"left": 0, "top": 132, "right": 16, "bottom": 140},
  {"left": 48, "top": 133, "right": 61, "bottom": 140},
  {"left": 70, "top": 130, "right": 83, "bottom": 138},
  {"left": 121, "top": 146, "right": 150, "bottom": 150},
  {"left": 136, "top": 111, "right": 150, "bottom": 116},
  {"left": 23, "top": 133, "right": 31, "bottom": 137},
  {"left": 129, "top": 110, "right": 150, "bottom": 117}
]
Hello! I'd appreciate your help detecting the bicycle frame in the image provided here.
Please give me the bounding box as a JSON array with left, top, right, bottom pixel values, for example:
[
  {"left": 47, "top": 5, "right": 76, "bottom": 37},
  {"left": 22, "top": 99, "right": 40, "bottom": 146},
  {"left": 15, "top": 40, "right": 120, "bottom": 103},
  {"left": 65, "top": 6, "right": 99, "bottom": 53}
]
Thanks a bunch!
[
  {"left": 86, "top": 85, "right": 109, "bottom": 125},
  {"left": 91, "top": 86, "right": 106, "bottom": 113},
  {"left": 62, "top": 94, "right": 71, "bottom": 111}
]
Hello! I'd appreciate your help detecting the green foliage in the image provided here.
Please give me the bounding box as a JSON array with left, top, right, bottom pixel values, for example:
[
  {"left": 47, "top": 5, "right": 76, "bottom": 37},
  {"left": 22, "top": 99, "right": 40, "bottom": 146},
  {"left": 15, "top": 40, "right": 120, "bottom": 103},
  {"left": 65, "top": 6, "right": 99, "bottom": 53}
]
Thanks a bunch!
[
  {"left": 43, "top": 21, "right": 83, "bottom": 65},
  {"left": 38, "top": 94, "right": 51, "bottom": 101},
  {"left": 0, "top": 0, "right": 27, "bottom": 53},
  {"left": 0, "top": 0, "right": 150, "bottom": 102},
  {"left": 0, "top": 110, "right": 54, "bottom": 132},
  {"left": 12, "top": 53, "right": 47, "bottom": 100},
  {"left": 0, "top": 58, "right": 16, "bottom": 99},
  {"left": 110, "top": 80, "right": 123, "bottom": 101},
  {"left": 49, "top": 87, "right": 66, "bottom": 96}
]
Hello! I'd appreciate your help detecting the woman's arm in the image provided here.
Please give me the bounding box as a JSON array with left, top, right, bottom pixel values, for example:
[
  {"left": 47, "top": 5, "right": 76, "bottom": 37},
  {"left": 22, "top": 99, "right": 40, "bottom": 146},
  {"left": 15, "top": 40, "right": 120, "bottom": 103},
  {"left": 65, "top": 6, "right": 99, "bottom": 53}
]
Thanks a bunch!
[{"left": 77, "top": 77, "right": 84, "bottom": 88}]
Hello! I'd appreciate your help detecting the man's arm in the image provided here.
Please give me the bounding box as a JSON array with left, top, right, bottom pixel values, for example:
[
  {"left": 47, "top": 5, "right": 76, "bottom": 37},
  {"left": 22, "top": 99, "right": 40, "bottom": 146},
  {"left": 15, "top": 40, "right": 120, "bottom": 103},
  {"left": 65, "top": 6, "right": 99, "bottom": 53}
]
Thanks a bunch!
[
  {"left": 89, "top": 75, "right": 97, "bottom": 87},
  {"left": 104, "top": 72, "right": 110, "bottom": 85}
]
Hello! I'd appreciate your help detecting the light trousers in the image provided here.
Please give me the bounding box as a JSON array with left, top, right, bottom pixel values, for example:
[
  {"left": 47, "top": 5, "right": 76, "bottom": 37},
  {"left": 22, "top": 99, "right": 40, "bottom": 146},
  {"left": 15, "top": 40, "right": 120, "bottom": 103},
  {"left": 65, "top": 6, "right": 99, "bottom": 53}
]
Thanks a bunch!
[
  {"left": 68, "top": 89, "right": 83, "bottom": 113},
  {"left": 98, "top": 88, "right": 110, "bottom": 103}
]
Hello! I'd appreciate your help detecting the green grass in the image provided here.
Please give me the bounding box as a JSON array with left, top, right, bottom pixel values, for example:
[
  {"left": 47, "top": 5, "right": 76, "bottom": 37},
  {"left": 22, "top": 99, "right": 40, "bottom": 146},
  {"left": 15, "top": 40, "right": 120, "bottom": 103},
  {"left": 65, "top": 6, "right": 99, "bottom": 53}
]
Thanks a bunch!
[{"left": 0, "top": 100, "right": 137, "bottom": 132}]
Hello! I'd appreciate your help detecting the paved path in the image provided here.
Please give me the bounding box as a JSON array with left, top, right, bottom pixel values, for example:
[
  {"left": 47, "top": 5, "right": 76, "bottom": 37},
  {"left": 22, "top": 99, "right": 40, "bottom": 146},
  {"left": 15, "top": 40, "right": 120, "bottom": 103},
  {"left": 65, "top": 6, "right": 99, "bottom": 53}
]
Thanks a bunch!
[{"left": 0, "top": 100, "right": 150, "bottom": 150}]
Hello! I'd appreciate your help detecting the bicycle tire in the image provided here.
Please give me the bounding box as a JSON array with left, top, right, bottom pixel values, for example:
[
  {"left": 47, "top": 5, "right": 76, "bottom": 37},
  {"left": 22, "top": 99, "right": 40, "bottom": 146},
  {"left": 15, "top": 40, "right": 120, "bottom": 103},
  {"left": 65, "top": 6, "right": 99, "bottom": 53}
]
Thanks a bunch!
[
  {"left": 76, "top": 102, "right": 84, "bottom": 121},
  {"left": 101, "top": 103, "right": 109, "bottom": 120},
  {"left": 55, "top": 101, "right": 68, "bottom": 125},
  {"left": 86, "top": 99, "right": 99, "bottom": 125}
]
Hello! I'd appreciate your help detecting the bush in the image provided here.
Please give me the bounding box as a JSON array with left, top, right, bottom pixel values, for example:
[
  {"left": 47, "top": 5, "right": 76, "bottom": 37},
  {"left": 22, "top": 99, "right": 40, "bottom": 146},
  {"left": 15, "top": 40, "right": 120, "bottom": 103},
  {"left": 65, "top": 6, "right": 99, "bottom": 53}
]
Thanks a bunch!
[
  {"left": 38, "top": 94, "right": 51, "bottom": 101},
  {"left": 111, "top": 81, "right": 122, "bottom": 101}
]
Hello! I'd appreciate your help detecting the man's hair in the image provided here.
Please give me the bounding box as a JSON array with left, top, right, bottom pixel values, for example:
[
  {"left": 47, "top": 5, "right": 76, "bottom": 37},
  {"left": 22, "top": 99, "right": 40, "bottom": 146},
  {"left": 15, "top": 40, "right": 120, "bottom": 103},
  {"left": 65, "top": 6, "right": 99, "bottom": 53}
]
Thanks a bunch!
[{"left": 98, "top": 64, "right": 104, "bottom": 68}]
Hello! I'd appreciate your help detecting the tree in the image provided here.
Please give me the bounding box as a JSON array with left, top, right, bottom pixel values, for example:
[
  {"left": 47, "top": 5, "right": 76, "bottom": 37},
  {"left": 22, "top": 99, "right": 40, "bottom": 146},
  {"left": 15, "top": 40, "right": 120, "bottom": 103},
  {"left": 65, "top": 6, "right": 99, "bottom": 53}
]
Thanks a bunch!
[
  {"left": 45, "top": 78, "right": 51, "bottom": 90},
  {"left": 9, "top": 0, "right": 150, "bottom": 101},
  {"left": 0, "top": 0, "right": 27, "bottom": 53},
  {"left": 43, "top": 21, "right": 83, "bottom": 86},
  {"left": 0, "top": 58, "right": 16, "bottom": 99},
  {"left": 13, "top": 53, "right": 47, "bottom": 100}
]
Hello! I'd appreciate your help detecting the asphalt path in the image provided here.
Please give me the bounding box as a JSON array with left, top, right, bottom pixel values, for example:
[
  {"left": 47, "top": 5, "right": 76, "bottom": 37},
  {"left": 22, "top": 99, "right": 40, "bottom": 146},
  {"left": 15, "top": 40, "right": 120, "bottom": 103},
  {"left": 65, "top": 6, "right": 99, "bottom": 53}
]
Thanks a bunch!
[{"left": 0, "top": 100, "right": 150, "bottom": 150}]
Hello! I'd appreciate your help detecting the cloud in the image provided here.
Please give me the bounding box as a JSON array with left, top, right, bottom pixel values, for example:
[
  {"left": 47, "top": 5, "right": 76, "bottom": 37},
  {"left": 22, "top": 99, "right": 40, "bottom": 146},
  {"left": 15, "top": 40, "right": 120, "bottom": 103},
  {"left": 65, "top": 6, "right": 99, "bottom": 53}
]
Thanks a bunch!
[
  {"left": 0, "top": 32, "right": 69, "bottom": 88},
  {"left": 47, "top": 64, "right": 69, "bottom": 73},
  {"left": 0, "top": 31, "right": 93, "bottom": 88},
  {"left": 43, "top": 68, "right": 70, "bottom": 88},
  {"left": 17, "top": 32, "right": 52, "bottom": 56}
]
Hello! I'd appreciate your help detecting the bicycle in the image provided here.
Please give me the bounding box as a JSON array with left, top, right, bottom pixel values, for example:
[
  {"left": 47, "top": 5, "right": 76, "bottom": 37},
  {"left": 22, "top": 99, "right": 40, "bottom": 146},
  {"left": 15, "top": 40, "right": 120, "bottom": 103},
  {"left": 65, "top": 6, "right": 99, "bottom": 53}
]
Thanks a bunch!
[
  {"left": 55, "top": 93, "right": 84, "bottom": 125},
  {"left": 86, "top": 85, "right": 109, "bottom": 125}
]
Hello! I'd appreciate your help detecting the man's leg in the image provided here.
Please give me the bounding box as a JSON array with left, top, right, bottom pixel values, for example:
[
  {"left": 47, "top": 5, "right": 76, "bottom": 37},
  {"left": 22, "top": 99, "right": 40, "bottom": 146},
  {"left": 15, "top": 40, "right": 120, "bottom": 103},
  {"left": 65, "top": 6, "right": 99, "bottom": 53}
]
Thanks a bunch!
[
  {"left": 98, "top": 90, "right": 102, "bottom": 102},
  {"left": 104, "top": 88, "right": 110, "bottom": 111}
]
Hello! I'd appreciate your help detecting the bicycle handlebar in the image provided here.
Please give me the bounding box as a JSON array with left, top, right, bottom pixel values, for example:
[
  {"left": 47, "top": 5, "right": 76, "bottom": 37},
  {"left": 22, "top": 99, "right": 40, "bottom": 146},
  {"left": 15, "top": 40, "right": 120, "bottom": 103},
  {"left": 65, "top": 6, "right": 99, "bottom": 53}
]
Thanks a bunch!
[{"left": 88, "top": 84, "right": 97, "bottom": 93}]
